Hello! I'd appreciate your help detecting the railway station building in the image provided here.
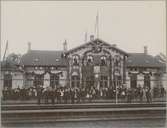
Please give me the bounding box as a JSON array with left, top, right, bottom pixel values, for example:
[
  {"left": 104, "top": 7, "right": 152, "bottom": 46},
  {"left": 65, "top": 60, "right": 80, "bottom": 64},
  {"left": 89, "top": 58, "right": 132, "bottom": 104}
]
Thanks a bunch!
[{"left": 1, "top": 36, "right": 166, "bottom": 90}]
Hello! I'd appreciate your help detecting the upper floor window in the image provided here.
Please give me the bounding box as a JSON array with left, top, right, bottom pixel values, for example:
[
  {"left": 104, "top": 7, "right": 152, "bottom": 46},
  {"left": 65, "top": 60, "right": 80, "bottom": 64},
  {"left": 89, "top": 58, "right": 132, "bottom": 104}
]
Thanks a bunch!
[
  {"left": 87, "top": 55, "right": 93, "bottom": 65},
  {"left": 100, "top": 56, "right": 107, "bottom": 66},
  {"left": 114, "top": 55, "right": 121, "bottom": 67},
  {"left": 115, "top": 59, "right": 119, "bottom": 66},
  {"left": 73, "top": 55, "right": 79, "bottom": 66}
]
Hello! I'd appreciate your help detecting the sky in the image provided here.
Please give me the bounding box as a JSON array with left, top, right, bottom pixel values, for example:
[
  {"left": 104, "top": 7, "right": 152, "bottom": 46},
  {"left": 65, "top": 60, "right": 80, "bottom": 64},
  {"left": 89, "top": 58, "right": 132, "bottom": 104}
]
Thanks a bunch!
[{"left": 1, "top": 1, "right": 166, "bottom": 58}]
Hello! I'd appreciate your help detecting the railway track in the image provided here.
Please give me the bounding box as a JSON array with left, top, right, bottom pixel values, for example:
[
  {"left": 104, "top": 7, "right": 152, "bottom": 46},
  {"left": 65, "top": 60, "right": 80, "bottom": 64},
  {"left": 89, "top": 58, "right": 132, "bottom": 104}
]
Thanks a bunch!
[
  {"left": 1, "top": 102, "right": 166, "bottom": 125},
  {"left": 2, "top": 102, "right": 166, "bottom": 110}
]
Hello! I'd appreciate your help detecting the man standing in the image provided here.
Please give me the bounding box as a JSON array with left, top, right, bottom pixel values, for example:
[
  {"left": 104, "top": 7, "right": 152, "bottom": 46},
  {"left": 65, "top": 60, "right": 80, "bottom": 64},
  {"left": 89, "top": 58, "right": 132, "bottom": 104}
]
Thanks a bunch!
[
  {"left": 139, "top": 87, "right": 144, "bottom": 103},
  {"left": 50, "top": 87, "right": 55, "bottom": 104},
  {"left": 127, "top": 88, "right": 132, "bottom": 103},
  {"left": 70, "top": 87, "right": 75, "bottom": 104},
  {"left": 36, "top": 85, "right": 44, "bottom": 104},
  {"left": 146, "top": 87, "right": 152, "bottom": 103}
]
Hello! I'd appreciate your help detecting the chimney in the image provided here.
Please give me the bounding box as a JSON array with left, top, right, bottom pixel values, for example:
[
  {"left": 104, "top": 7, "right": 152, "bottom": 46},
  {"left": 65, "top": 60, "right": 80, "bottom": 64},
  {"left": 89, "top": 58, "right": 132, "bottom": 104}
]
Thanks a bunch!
[
  {"left": 63, "top": 40, "right": 67, "bottom": 51},
  {"left": 28, "top": 42, "right": 31, "bottom": 52},
  {"left": 144, "top": 46, "right": 148, "bottom": 55},
  {"left": 90, "top": 35, "right": 94, "bottom": 41}
]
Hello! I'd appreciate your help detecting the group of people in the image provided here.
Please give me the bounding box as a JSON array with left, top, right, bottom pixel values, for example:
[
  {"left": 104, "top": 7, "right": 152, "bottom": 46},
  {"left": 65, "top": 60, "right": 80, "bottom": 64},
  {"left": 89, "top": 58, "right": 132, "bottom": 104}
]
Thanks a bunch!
[{"left": 2, "top": 84, "right": 166, "bottom": 104}]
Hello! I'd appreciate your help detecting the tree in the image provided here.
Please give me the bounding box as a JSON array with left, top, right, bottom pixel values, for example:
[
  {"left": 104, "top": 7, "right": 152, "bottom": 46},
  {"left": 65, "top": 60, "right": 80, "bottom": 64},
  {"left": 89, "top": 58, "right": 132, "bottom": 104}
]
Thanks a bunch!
[{"left": 6, "top": 53, "right": 22, "bottom": 65}]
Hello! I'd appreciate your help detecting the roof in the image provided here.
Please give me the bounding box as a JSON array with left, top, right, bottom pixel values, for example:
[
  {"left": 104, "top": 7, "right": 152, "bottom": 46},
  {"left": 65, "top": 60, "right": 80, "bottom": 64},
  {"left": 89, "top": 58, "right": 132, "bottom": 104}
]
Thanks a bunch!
[
  {"left": 127, "top": 53, "right": 166, "bottom": 68},
  {"left": 65, "top": 38, "right": 128, "bottom": 56},
  {"left": 21, "top": 50, "right": 67, "bottom": 66}
]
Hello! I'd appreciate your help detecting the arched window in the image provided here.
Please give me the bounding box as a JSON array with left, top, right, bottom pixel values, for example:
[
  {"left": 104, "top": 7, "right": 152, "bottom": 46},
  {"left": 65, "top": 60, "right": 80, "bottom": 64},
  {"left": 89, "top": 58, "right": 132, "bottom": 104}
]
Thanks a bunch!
[
  {"left": 115, "top": 59, "right": 119, "bottom": 66},
  {"left": 87, "top": 55, "right": 93, "bottom": 65},
  {"left": 73, "top": 55, "right": 79, "bottom": 66},
  {"left": 100, "top": 56, "right": 107, "bottom": 66},
  {"left": 114, "top": 55, "right": 121, "bottom": 67}
]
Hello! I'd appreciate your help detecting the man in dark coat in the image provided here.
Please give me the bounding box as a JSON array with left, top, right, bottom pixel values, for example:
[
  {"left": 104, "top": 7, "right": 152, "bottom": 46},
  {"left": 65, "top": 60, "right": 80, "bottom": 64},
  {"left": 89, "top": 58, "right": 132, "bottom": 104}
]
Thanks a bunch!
[
  {"left": 127, "top": 88, "right": 132, "bottom": 103},
  {"left": 146, "top": 87, "right": 152, "bottom": 103},
  {"left": 49, "top": 87, "right": 55, "bottom": 104},
  {"left": 139, "top": 87, "right": 143, "bottom": 103},
  {"left": 36, "top": 85, "right": 44, "bottom": 104},
  {"left": 70, "top": 88, "right": 75, "bottom": 104},
  {"left": 56, "top": 88, "right": 61, "bottom": 104},
  {"left": 63, "top": 87, "right": 68, "bottom": 104}
]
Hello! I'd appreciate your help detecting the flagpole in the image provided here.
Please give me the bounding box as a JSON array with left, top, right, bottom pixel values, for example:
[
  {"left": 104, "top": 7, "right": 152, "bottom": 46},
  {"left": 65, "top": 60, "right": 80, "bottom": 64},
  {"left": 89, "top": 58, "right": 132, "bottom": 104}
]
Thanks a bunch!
[
  {"left": 95, "top": 11, "right": 99, "bottom": 39},
  {"left": 85, "top": 31, "right": 87, "bottom": 43},
  {"left": 97, "top": 11, "right": 99, "bottom": 39},
  {"left": 3, "top": 40, "right": 8, "bottom": 61}
]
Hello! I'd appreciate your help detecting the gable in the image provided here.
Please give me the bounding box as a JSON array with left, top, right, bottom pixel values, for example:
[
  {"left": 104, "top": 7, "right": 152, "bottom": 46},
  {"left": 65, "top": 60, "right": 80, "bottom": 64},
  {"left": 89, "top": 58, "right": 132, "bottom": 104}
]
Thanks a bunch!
[{"left": 65, "top": 38, "right": 128, "bottom": 57}]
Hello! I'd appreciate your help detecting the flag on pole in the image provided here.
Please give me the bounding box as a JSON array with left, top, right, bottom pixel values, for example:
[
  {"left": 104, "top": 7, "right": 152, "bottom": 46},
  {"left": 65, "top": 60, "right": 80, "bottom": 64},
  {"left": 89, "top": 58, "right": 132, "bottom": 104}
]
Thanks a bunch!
[
  {"left": 95, "top": 11, "right": 99, "bottom": 39},
  {"left": 3, "top": 40, "right": 9, "bottom": 61},
  {"left": 85, "top": 31, "right": 88, "bottom": 43}
]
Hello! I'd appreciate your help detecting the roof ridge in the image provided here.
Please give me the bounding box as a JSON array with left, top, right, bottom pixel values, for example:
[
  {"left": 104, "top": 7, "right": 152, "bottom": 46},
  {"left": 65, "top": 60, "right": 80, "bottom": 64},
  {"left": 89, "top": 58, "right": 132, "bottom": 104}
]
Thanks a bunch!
[{"left": 29, "top": 50, "right": 63, "bottom": 52}]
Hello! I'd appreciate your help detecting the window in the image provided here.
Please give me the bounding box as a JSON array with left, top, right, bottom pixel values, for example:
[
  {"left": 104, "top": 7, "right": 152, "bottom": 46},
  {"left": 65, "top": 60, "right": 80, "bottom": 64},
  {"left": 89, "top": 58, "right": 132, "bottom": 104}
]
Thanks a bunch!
[
  {"left": 100, "top": 76, "right": 108, "bottom": 88},
  {"left": 100, "top": 56, "right": 107, "bottom": 66},
  {"left": 50, "top": 75, "right": 59, "bottom": 88},
  {"left": 87, "top": 55, "right": 93, "bottom": 65},
  {"left": 34, "top": 75, "right": 44, "bottom": 87},
  {"left": 130, "top": 74, "right": 137, "bottom": 88},
  {"left": 86, "top": 76, "right": 94, "bottom": 89},
  {"left": 115, "top": 59, "right": 119, "bottom": 66},
  {"left": 34, "top": 58, "right": 39, "bottom": 62},
  {"left": 73, "top": 55, "right": 79, "bottom": 66},
  {"left": 56, "top": 59, "right": 59, "bottom": 62},
  {"left": 144, "top": 75, "right": 150, "bottom": 89},
  {"left": 114, "top": 56, "right": 121, "bottom": 67},
  {"left": 4, "top": 74, "right": 12, "bottom": 89},
  {"left": 71, "top": 76, "right": 80, "bottom": 88}
]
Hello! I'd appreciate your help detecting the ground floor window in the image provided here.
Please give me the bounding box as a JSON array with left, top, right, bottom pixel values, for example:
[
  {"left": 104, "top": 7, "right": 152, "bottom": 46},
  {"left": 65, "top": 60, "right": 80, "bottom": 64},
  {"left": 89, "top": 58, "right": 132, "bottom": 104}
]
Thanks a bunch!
[
  {"left": 130, "top": 74, "right": 137, "bottom": 88},
  {"left": 85, "top": 76, "right": 94, "bottom": 89},
  {"left": 113, "top": 76, "right": 122, "bottom": 88},
  {"left": 100, "top": 76, "right": 108, "bottom": 88},
  {"left": 4, "top": 74, "right": 12, "bottom": 89},
  {"left": 71, "top": 76, "right": 80, "bottom": 88},
  {"left": 50, "top": 75, "right": 59, "bottom": 88},
  {"left": 34, "top": 74, "right": 44, "bottom": 87},
  {"left": 144, "top": 75, "right": 150, "bottom": 89},
  {"left": 25, "top": 74, "right": 33, "bottom": 87}
]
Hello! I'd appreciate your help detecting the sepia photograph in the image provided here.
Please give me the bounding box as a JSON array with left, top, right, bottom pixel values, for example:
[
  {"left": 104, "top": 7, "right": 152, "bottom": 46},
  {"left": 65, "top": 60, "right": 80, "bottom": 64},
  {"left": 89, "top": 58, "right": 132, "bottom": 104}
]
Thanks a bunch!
[{"left": 0, "top": 1, "right": 166, "bottom": 128}]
